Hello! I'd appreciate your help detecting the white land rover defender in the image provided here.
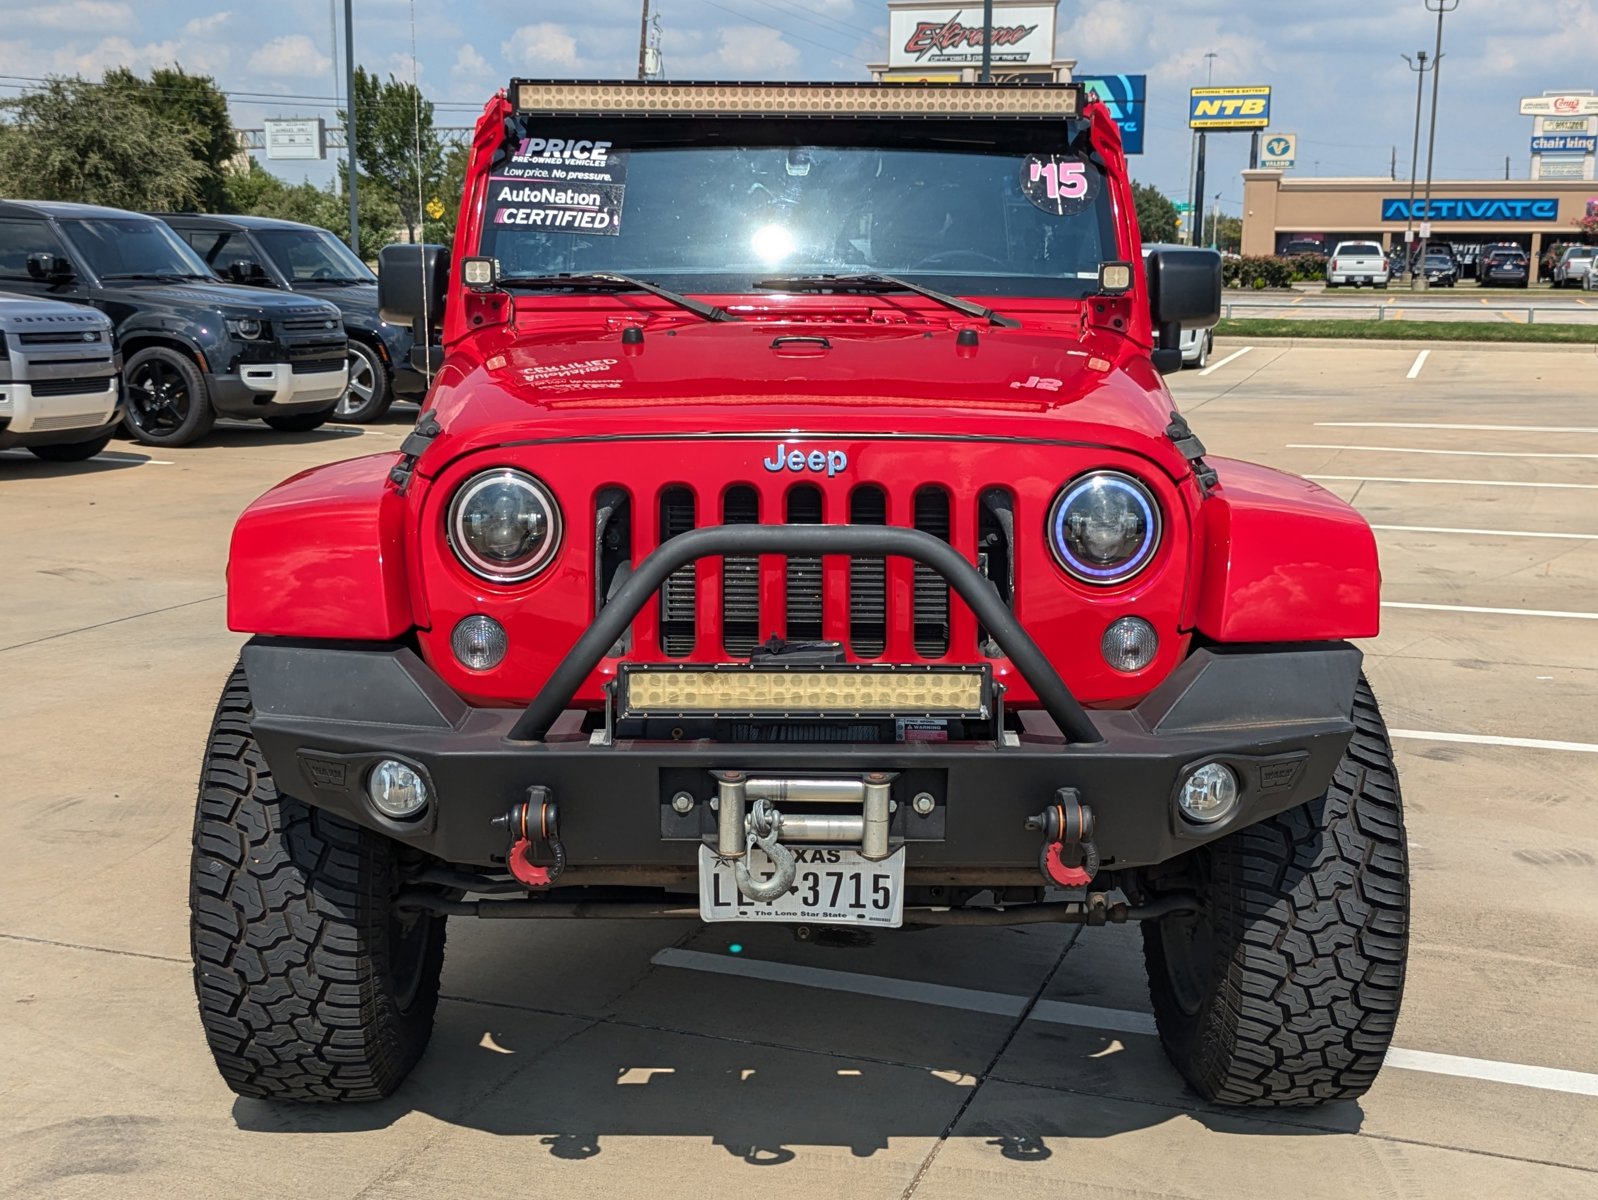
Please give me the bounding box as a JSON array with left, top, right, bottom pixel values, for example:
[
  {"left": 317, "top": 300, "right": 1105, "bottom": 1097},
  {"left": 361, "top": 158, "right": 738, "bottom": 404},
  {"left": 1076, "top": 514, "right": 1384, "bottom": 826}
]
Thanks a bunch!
[{"left": 0, "top": 292, "right": 120, "bottom": 462}]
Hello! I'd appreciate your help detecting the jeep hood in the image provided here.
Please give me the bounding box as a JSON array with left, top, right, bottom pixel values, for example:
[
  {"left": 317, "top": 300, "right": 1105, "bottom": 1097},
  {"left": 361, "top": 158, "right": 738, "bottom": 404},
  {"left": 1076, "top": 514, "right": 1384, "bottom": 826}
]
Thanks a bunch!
[{"left": 420, "top": 321, "right": 1190, "bottom": 479}]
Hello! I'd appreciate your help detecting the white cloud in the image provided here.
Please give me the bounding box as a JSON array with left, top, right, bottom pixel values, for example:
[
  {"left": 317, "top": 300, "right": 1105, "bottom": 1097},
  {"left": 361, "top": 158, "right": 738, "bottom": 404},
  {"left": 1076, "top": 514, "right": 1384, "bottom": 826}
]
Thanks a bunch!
[
  {"left": 8, "top": 2, "right": 135, "bottom": 33},
  {"left": 248, "top": 34, "right": 332, "bottom": 79},
  {"left": 182, "top": 12, "right": 232, "bottom": 38},
  {"left": 507, "top": 23, "right": 579, "bottom": 71},
  {"left": 451, "top": 43, "right": 492, "bottom": 96},
  {"left": 667, "top": 26, "right": 801, "bottom": 77}
]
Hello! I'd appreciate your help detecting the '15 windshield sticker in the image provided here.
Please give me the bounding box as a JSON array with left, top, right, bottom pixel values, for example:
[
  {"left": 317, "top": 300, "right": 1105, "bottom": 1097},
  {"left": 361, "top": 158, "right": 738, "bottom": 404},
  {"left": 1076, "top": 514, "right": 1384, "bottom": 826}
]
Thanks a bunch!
[
  {"left": 1019, "top": 154, "right": 1099, "bottom": 217},
  {"left": 489, "top": 135, "right": 629, "bottom": 236}
]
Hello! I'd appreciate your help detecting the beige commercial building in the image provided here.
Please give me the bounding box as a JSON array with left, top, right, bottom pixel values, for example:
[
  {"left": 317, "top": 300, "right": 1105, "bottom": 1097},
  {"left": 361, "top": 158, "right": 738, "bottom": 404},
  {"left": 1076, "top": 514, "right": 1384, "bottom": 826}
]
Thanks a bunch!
[{"left": 1242, "top": 170, "right": 1597, "bottom": 280}]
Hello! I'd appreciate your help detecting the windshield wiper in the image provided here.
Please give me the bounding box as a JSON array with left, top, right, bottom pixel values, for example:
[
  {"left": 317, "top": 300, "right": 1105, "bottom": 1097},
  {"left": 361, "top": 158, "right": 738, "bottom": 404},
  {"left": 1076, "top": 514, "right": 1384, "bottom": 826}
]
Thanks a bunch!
[
  {"left": 753, "top": 273, "right": 1020, "bottom": 328},
  {"left": 495, "top": 272, "right": 739, "bottom": 323}
]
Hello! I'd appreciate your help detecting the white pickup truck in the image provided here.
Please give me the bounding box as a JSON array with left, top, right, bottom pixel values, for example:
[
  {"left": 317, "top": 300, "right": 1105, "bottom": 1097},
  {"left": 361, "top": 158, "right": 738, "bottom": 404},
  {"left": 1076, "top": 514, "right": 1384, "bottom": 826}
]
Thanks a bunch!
[
  {"left": 1326, "top": 241, "right": 1391, "bottom": 289},
  {"left": 0, "top": 293, "right": 121, "bottom": 462}
]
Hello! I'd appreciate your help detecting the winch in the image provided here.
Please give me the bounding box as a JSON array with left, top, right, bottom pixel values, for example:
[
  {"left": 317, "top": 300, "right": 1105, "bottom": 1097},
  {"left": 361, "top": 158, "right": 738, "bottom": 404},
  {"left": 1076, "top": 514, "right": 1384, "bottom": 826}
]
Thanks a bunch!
[{"left": 712, "top": 770, "right": 896, "bottom": 901}]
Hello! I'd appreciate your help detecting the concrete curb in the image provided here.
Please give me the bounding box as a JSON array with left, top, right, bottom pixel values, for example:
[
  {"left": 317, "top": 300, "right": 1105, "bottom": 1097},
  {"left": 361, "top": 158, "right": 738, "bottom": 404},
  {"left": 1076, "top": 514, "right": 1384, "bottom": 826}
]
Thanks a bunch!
[{"left": 1212, "top": 336, "right": 1598, "bottom": 354}]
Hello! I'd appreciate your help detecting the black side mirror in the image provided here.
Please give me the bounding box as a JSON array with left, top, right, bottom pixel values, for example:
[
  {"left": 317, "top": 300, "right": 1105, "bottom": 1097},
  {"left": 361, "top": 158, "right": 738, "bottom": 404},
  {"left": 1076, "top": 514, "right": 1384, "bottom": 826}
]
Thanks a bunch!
[
  {"left": 378, "top": 243, "right": 448, "bottom": 328},
  {"left": 227, "top": 259, "right": 269, "bottom": 285},
  {"left": 1146, "top": 247, "right": 1222, "bottom": 376},
  {"left": 26, "top": 252, "right": 73, "bottom": 282}
]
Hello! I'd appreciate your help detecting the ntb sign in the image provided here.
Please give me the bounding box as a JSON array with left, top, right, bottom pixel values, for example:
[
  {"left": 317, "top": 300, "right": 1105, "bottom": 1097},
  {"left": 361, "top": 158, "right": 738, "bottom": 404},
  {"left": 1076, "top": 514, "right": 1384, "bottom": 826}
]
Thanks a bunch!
[
  {"left": 1189, "top": 86, "right": 1271, "bottom": 130},
  {"left": 1382, "top": 198, "right": 1559, "bottom": 221}
]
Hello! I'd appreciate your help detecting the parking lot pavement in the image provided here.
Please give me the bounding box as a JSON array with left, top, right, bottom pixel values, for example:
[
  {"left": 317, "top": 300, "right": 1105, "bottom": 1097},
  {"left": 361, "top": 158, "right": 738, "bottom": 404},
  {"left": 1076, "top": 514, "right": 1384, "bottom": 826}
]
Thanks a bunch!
[
  {"left": 3, "top": 362, "right": 1597, "bottom": 1198},
  {"left": 1221, "top": 289, "right": 1598, "bottom": 324}
]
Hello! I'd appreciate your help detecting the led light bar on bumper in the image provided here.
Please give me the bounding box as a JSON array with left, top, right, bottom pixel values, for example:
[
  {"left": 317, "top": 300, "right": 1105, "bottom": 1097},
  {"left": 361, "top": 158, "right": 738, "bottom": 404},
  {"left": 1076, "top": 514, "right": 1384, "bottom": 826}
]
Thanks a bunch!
[
  {"left": 512, "top": 80, "right": 1082, "bottom": 119},
  {"left": 619, "top": 664, "right": 991, "bottom": 720}
]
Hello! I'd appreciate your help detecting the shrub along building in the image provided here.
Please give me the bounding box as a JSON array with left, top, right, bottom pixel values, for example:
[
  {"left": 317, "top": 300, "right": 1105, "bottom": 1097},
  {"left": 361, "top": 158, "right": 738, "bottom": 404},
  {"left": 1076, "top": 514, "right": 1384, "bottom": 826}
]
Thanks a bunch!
[{"left": 1241, "top": 169, "right": 1597, "bottom": 281}]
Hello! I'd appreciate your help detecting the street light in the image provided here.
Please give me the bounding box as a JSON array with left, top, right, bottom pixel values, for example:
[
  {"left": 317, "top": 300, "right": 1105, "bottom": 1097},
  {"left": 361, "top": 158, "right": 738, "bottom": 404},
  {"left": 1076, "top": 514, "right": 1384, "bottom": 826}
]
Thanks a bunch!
[
  {"left": 1401, "top": 51, "right": 1435, "bottom": 280},
  {"left": 1414, "top": 0, "right": 1459, "bottom": 292}
]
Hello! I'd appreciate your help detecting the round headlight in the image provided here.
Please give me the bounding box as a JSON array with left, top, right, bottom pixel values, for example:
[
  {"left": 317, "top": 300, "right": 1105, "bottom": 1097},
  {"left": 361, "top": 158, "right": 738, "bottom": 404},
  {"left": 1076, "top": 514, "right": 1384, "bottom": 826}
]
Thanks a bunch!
[
  {"left": 447, "top": 469, "right": 562, "bottom": 583},
  {"left": 227, "top": 317, "right": 263, "bottom": 340},
  {"left": 1047, "top": 471, "right": 1160, "bottom": 585}
]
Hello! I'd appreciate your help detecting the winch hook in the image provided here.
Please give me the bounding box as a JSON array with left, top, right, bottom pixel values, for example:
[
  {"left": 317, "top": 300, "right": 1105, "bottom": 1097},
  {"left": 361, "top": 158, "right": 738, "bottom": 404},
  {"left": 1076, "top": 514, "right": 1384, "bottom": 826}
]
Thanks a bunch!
[
  {"left": 495, "top": 786, "right": 565, "bottom": 889},
  {"left": 734, "top": 798, "right": 798, "bottom": 903},
  {"left": 1026, "top": 790, "right": 1099, "bottom": 888}
]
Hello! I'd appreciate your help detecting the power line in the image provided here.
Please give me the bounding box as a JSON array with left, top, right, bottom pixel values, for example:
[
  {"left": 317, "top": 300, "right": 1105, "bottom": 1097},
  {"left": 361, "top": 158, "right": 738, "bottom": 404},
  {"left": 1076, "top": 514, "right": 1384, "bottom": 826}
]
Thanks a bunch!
[{"left": 696, "top": 0, "right": 864, "bottom": 59}]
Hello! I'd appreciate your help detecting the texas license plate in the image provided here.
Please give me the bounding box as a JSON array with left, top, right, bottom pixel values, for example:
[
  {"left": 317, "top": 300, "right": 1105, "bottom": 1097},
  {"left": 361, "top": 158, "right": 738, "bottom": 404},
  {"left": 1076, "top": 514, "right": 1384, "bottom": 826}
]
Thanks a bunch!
[{"left": 697, "top": 845, "right": 905, "bottom": 928}]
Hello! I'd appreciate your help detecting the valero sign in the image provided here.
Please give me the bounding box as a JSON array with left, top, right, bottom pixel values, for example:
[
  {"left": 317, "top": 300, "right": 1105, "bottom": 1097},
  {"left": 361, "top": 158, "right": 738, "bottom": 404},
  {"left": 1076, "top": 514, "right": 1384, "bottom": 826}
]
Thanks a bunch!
[{"left": 1189, "top": 86, "right": 1271, "bottom": 130}]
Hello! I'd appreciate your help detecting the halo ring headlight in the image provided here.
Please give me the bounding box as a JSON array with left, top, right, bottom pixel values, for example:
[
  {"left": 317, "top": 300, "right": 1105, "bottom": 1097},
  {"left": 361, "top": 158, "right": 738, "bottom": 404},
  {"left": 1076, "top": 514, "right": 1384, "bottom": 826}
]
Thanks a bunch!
[
  {"left": 1047, "top": 471, "right": 1161, "bottom": 585},
  {"left": 447, "top": 468, "right": 562, "bottom": 583}
]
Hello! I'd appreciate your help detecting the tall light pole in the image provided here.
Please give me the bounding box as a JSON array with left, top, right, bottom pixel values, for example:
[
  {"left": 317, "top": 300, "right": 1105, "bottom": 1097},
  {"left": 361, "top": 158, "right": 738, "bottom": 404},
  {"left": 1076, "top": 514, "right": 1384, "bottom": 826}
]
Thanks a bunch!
[
  {"left": 343, "top": 0, "right": 359, "bottom": 255},
  {"left": 1401, "top": 51, "right": 1433, "bottom": 279},
  {"left": 1190, "top": 52, "right": 1217, "bottom": 247},
  {"left": 980, "top": 0, "right": 994, "bottom": 82},
  {"left": 637, "top": 0, "right": 651, "bottom": 81},
  {"left": 1414, "top": 0, "right": 1459, "bottom": 291}
]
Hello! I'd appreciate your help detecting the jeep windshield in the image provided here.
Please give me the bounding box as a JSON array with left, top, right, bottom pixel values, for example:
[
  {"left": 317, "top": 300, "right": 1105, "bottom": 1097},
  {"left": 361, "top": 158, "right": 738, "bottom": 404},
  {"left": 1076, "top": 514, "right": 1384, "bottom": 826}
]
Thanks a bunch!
[
  {"left": 60, "top": 217, "right": 213, "bottom": 282},
  {"left": 255, "top": 227, "right": 375, "bottom": 285},
  {"left": 478, "top": 120, "right": 1119, "bottom": 300}
]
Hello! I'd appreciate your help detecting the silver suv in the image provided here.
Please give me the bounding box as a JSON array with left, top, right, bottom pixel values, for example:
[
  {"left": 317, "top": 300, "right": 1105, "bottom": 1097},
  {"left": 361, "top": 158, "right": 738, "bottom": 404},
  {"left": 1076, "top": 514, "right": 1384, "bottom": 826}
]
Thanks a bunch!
[{"left": 1553, "top": 245, "right": 1594, "bottom": 289}]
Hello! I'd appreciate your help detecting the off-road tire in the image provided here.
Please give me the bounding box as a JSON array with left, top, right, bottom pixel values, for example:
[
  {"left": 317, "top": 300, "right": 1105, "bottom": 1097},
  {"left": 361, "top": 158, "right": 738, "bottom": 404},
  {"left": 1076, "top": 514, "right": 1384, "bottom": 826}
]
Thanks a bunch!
[
  {"left": 27, "top": 431, "right": 114, "bottom": 462},
  {"left": 121, "top": 346, "right": 215, "bottom": 447},
  {"left": 1141, "top": 677, "right": 1408, "bottom": 1107},
  {"left": 262, "top": 407, "right": 337, "bottom": 434},
  {"left": 190, "top": 665, "right": 446, "bottom": 1101}
]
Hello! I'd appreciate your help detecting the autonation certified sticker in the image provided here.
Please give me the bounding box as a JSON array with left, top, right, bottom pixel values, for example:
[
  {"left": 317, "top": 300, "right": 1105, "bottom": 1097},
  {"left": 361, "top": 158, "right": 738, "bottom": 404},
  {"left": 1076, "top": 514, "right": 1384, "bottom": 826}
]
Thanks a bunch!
[{"left": 489, "top": 134, "right": 628, "bottom": 235}]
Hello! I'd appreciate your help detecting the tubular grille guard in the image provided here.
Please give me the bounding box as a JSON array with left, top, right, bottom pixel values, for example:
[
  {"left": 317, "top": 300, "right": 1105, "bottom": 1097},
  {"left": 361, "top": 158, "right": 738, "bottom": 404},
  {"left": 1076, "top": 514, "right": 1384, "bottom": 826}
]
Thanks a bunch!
[{"left": 509, "top": 524, "right": 1103, "bottom": 745}]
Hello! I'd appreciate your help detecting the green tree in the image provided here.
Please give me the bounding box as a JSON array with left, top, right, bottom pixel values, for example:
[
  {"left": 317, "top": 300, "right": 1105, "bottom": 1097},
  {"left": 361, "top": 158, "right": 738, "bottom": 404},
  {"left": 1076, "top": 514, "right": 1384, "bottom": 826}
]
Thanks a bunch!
[
  {"left": 0, "top": 75, "right": 209, "bottom": 209},
  {"left": 1131, "top": 181, "right": 1179, "bottom": 244},
  {"left": 343, "top": 67, "right": 443, "bottom": 242},
  {"left": 1203, "top": 212, "right": 1243, "bottom": 253},
  {"left": 226, "top": 157, "right": 398, "bottom": 262},
  {"left": 420, "top": 142, "right": 469, "bottom": 247},
  {"left": 106, "top": 67, "right": 234, "bottom": 210}
]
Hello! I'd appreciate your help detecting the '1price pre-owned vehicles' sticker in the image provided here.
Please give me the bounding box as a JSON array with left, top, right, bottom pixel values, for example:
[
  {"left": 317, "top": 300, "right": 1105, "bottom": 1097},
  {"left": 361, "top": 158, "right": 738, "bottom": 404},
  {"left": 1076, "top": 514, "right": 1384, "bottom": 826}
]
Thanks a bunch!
[{"left": 489, "top": 133, "right": 629, "bottom": 236}]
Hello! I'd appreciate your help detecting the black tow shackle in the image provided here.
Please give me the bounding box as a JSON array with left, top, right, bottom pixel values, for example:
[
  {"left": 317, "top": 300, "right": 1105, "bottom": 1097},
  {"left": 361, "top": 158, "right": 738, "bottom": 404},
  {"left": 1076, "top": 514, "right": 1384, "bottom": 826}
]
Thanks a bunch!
[
  {"left": 494, "top": 785, "right": 565, "bottom": 889},
  {"left": 1025, "top": 788, "right": 1099, "bottom": 888}
]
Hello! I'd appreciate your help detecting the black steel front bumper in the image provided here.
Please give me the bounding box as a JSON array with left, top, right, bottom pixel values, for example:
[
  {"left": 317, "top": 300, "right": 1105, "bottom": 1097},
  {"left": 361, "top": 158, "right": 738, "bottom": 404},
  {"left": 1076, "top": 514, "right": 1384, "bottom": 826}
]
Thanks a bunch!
[{"left": 242, "top": 637, "right": 1362, "bottom": 873}]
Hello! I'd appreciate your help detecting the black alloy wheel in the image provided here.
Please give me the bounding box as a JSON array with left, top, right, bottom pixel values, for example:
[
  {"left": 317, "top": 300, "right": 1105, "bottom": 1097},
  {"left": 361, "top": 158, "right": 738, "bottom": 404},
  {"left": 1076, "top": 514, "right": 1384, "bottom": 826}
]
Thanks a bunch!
[{"left": 120, "top": 346, "right": 214, "bottom": 447}]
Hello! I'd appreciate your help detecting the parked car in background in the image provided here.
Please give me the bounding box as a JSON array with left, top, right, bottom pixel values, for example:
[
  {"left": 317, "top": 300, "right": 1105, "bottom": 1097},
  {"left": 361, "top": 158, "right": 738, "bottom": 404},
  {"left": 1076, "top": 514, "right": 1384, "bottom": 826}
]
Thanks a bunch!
[
  {"left": 1552, "top": 245, "right": 1595, "bottom": 289},
  {"left": 0, "top": 292, "right": 120, "bottom": 462},
  {"left": 1420, "top": 252, "right": 1458, "bottom": 288},
  {"left": 155, "top": 213, "right": 426, "bottom": 422},
  {"left": 1326, "top": 241, "right": 1390, "bottom": 289},
  {"left": 1280, "top": 238, "right": 1327, "bottom": 259},
  {"left": 0, "top": 201, "right": 349, "bottom": 446},
  {"left": 1479, "top": 247, "right": 1530, "bottom": 288},
  {"left": 1587, "top": 258, "right": 1598, "bottom": 291}
]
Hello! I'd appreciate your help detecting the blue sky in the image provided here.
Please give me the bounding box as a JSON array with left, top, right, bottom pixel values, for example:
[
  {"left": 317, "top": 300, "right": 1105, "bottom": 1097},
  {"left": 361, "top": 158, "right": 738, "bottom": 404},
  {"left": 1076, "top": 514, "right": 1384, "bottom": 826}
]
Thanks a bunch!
[{"left": 2, "top": 0, "right": 1593, "bottom": 218}]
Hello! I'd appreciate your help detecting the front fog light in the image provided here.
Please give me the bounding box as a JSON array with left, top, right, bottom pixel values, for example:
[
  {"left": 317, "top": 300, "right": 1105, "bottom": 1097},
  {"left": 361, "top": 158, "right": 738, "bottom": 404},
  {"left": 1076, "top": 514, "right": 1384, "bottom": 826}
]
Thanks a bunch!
[
  {"left": 1178, "top": 762, "right": 1239, "bottom": 825},
  {"left": 452, "top": 614, "right": 508, "bottom": 670},
  {"left": 368, "top": 759, "right": 428, "bottom": 819},
  {"left": 1101, "top": 616, "right": 1158, "bottom": 672}
]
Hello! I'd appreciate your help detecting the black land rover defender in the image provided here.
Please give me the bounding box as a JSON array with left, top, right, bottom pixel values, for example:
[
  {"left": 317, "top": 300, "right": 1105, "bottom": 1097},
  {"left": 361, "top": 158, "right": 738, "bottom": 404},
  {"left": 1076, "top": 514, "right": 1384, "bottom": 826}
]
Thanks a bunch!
[{"left": 0, "top": 201, "right": 349, "bottom": 446}]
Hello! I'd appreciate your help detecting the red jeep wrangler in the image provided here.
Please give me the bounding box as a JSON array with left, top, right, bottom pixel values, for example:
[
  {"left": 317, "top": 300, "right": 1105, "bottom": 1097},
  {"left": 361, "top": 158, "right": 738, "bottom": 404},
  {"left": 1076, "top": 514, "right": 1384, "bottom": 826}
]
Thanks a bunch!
[{"left": 191, "top": 81, "right": 1407, "bottom": 1108}]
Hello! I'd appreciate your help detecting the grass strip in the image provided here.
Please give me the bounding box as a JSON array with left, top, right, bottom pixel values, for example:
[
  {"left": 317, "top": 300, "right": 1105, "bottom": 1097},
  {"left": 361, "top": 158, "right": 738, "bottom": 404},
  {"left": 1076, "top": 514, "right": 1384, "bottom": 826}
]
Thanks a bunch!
[{"left": 1213, "top": 318, "right": 1598, "bottom": 343}]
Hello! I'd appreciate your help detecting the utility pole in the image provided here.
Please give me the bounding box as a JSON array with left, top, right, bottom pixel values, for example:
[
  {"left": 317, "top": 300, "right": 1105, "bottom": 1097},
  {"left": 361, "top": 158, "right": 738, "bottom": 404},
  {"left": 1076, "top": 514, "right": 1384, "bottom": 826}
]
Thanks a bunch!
[
  {"left": 343, "top": 0, "right": 359, "bottom": 256},
  {"left": 1414, "top": 0, "right": 1458, "bottom": 291},
  {"left": 1390, "top": 145, "right": 1397, "bottom": 180},
  {"left": 980, "top": 0, "right": 994, "bottom": 82},
  {"left": 637, "top": 0, "right": 651, "bottom": 81},
  {"left": 1401, "top": 51, "right": 1433, "bottom": 279}
]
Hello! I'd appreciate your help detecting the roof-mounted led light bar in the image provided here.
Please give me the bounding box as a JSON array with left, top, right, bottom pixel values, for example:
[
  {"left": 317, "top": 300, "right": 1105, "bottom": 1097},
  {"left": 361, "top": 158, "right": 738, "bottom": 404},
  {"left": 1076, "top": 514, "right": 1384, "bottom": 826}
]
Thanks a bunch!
[{"left": 511, "top": 80, "right": 1081, "bottom": 120}]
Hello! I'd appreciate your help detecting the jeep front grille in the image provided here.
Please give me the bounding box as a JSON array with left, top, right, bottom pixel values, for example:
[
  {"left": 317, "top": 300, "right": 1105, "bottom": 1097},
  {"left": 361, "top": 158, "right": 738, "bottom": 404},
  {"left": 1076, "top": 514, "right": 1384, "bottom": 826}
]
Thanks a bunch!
[{"left": 632, "top": 479, "right": 987, "bottom": 662}]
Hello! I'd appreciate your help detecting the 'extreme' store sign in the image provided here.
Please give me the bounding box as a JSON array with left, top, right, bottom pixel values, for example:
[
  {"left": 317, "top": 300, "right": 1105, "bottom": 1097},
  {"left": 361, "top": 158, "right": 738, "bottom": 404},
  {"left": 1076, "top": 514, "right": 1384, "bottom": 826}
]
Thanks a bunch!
[{"left": 1381, "top": 198, "right": 1560, "bottom": 222}]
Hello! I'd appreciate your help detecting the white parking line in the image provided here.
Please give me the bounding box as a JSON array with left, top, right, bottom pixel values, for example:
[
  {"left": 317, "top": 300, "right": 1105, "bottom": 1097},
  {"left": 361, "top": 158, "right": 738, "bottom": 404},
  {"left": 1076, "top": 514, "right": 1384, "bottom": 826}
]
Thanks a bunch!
[
  {"left": 1198, "top": 345, "right": 1253, "bottom": 376},
  {"left": 654, "top": 949, "right": 1598, "bottom": 1097},
  {"left": 1292, "top": 443, "right": 1598, "bottom": 460},
  {"left": 1405, "top": 349, "right": 1430, "bottom": 380},
  {"left": 1392, "top": 729, "right": 1598, "bottom": 755},
  {"left": 1317, "top": 422, "right": 1598, "bottom": 434},
  {"left": 1383, "top": 600, "right": 1598, "bottom": 620},
  {"left": 75, "top": 452, "right": 174, "bottom": 466},
  {"left": 1309, "top": 475, "right": 1598, "bottom": 491},
  {"left": 1372, "top": 524, "right": 1598, "bottom": 541}
]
